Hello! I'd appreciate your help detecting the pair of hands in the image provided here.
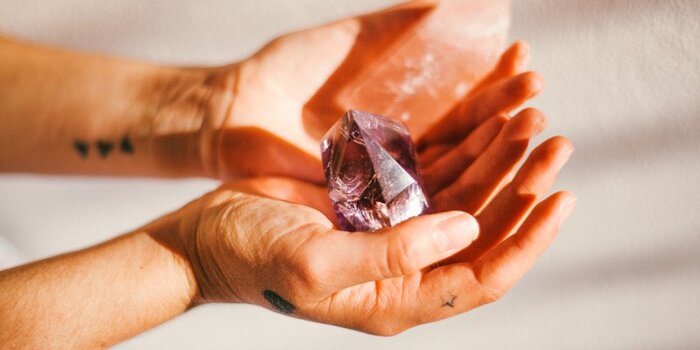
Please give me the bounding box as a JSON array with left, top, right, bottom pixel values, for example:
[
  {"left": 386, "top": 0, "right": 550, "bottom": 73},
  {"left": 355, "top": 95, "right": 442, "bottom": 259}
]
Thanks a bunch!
[{"left": 150, "top": 1, "right": 575, "bottom": 335}]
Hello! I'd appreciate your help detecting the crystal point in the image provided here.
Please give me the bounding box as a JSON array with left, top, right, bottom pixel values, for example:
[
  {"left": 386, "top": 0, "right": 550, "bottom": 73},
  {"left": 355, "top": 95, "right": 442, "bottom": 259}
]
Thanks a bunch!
[{"left": 321, "top": 110, "right": 429, "bottom": 232}]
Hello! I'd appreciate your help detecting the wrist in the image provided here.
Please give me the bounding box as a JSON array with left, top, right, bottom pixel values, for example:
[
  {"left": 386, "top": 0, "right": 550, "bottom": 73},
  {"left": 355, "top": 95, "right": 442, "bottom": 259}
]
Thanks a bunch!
[
  {"left": 144, "top": 65, "right": 238, "bottom": 179},
  {"left": 163, "top": 188, "right": 251, "bottom": 305},
  {"left": 143, "top": 209, "right": 202, "bottom": 309}
]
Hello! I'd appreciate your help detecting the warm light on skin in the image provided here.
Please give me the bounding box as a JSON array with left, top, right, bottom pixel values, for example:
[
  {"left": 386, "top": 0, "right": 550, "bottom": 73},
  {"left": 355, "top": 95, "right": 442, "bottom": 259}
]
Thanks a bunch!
[{"left": 0, "top": 0, "right": 574, "bottom": 347}]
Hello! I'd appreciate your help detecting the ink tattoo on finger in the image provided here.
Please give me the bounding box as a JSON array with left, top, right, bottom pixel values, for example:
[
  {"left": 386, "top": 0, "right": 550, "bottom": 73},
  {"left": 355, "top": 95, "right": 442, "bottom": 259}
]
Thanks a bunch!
[
  {"left": 442, "top": 294, "right": 457, "bottom": 308},
  {"left": 263, "top": 290, "right": 296, "bottom": 314}
]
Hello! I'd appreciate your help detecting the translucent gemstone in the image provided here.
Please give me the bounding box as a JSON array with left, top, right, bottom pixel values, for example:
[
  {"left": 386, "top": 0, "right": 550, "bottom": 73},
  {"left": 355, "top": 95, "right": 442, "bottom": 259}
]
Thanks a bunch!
[
  {"left": 305, "top": 0, "right": 510, "bottom": 140},
  {"left": 321, "top": 110, "right": 429, "bottom": 232}
]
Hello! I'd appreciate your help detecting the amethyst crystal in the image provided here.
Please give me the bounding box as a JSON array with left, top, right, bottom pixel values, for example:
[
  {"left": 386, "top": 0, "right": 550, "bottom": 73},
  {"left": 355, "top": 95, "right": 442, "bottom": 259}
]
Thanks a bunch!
[{"left": 321, "top": 110, "right": 429, "bottom": 232}]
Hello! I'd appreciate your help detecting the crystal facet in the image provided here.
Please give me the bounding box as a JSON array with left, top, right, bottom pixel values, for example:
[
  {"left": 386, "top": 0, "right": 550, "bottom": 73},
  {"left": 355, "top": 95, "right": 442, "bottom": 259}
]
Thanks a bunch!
[{"left": 321, "top": 110, "right": 429, "bottom": 232}]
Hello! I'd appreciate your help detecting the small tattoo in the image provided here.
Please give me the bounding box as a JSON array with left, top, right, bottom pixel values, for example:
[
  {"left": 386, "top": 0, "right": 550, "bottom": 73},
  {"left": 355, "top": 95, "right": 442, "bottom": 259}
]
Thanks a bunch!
[
  {"left": 120, "top": 135, "right": 134, "bottom": 154},
  {"left": 442, "top": 294, "right": 457, "bottom": 308},
  {"left": 263, "top": 289, "right": 296, "bottom": 314},
  {"left": 96, "top": 140, "right": 114, "bottom": 158},
  {"left": 73, "top": 140, "right": 89, "bottom": 158}
]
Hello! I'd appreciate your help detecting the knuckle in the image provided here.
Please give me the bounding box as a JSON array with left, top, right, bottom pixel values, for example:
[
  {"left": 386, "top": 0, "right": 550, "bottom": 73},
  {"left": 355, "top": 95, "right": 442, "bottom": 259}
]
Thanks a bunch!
[
  {"left": 480, "top": 285, "right": 507, "bottom": 306},
  {"left": 511, "top": 234, "right": 531, "bottom": 254},
  {"left": 473, "top": 264, "right": 511, "bottom": 306},
  {"left": 512, "top": 183, "right": 538, "bottom": 204},
  {"left": 386, "top": 234, "right": 419, "bottom": 276},
  {"left": 290, "top": 244, "right": 328, "bottom": 289}
]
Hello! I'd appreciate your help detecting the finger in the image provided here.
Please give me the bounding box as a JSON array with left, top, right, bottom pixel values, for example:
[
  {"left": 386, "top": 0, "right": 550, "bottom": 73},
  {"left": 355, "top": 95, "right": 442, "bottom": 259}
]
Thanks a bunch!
[
  {"left": 442, "top": 136, "right": 574, "bottom": 264},
  {"left": 419, "top": 71, "right": 544, "bottom": 148},
  {"left": 467, "top": 41, "right": 530, "bottom": 98},
  {"left": 375, "top": 0, "right": 437, "bottom": 13},
  {"left": 432, "top": 108, "right": 547, "bottom": 214},
  {"left": 422, "top": 114, "right": 508, "bottom": 195},
  {"left": 408, "top": 191, "right": 575, "bottom": 324},
  {"left": 320, "top": 211, "right": 479, "bottom": 291},
  {"left": 419, "top": 144, "right": 453, "bottom": 167},
  {"left": 472, "top": 191, "right": 576, "bottom": 295}
]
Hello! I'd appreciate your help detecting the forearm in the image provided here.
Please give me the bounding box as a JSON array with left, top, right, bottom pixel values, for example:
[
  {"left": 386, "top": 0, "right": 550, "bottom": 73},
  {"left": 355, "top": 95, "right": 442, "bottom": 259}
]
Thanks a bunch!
[
  {"left": 0, "top": 226, "right": 197, "bottom": 348},
  {"left": 0, "top": 36, "right": 227, "bottom": 177}
]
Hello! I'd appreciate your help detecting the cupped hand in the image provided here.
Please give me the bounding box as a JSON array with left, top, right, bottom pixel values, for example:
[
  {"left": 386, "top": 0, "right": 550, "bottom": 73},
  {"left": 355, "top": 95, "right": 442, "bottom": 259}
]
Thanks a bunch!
[
  {"left": 167, "top": 123, "right": 574, "bottom": 334},
  {"left": 145, "top": 0, "right": 575, "bottom": 334},
  {"left": 174, "top": 0, "right": 536, "bottom": 182}
]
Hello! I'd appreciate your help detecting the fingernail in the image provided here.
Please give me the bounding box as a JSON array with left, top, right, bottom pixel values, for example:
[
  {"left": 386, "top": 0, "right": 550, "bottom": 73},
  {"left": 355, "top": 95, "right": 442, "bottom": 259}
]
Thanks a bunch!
[
  {"left": 514, "top": 41, "right": 530, "bottom": 68},
  {"left": 506, "top": 109, "right": 545, "bottom": 141},
  {"left": 434, "top": 212, "right": 480, "bottom": 252},
  {"left": 561, "top": 144, "right": 575, "bottom": 159},
  {"left": 558, "top": 197, "right": 577, "bottom": 228},
  {"left": 533, "top": 112, "right": 547, "bottom": 134},
  {"left": 555, "top": 145, "right": 575, "bottom": 170},
  {"left": 517, "top": 41, "right": 530, "bottom": 58}
]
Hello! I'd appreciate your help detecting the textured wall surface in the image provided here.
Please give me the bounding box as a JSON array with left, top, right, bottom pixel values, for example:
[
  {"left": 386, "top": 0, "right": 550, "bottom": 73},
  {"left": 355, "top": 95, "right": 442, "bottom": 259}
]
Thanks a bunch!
[{"left": 1, "top": 0, "right": 699, "bottom": 348}]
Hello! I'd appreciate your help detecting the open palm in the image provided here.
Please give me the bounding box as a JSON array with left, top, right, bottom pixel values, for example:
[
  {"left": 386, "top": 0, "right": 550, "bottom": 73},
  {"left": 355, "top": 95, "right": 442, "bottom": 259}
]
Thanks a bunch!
[{"left": 203, "top": 0, "right": 521, "bottom": 183}]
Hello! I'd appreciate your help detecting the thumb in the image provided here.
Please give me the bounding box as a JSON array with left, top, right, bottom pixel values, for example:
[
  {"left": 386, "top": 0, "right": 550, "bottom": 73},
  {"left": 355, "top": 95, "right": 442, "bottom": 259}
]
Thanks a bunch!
[{"left": 325, "top": 211, "right": 479, "bottom": 291}]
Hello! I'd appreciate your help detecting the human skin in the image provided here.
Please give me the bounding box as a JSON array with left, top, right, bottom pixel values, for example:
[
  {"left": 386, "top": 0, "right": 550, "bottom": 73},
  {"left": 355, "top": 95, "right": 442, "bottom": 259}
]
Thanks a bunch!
[
  {"left": 0, "top": 172, "right": 574, "bottom": 348},
  {"left": 0, "top": 0, "right": 576, "bottom": 347},
  {"left": 0, "top": 120, "right": 575, "bottom": 347},
  {"left": 0, "top": 0, "right": 536, "bottom": 183}
]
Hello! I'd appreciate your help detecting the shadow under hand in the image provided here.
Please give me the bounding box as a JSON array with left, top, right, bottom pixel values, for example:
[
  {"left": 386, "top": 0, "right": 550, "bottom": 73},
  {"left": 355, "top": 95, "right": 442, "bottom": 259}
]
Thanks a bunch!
[{"left": 218, "top": 127, "right": 325, "bottom": 184}]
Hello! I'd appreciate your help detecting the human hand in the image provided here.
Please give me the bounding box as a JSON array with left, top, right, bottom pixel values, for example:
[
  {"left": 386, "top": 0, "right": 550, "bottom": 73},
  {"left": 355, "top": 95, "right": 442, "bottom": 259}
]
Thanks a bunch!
[
  {"left": 162, "top": 141, "right": 574, "bottom": 335},
  {"left": 0, "top": 107, "right": 573, "bottom": 347},
  {"left": 154, "top": 0, "right": 531, "bottom": 182}
]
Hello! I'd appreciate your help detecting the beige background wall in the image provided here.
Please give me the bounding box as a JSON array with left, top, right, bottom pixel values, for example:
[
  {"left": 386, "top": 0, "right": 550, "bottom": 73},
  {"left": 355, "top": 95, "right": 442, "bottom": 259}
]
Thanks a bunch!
[{"left": 1, "top": 0, "right": 699, "bottom": 348}]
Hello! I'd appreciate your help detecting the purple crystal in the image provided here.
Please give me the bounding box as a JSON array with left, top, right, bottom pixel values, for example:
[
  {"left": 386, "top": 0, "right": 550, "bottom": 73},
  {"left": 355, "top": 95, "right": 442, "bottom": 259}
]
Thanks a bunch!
[{"left": 321, "top": 109, "right": 429, "bottom": 232}]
